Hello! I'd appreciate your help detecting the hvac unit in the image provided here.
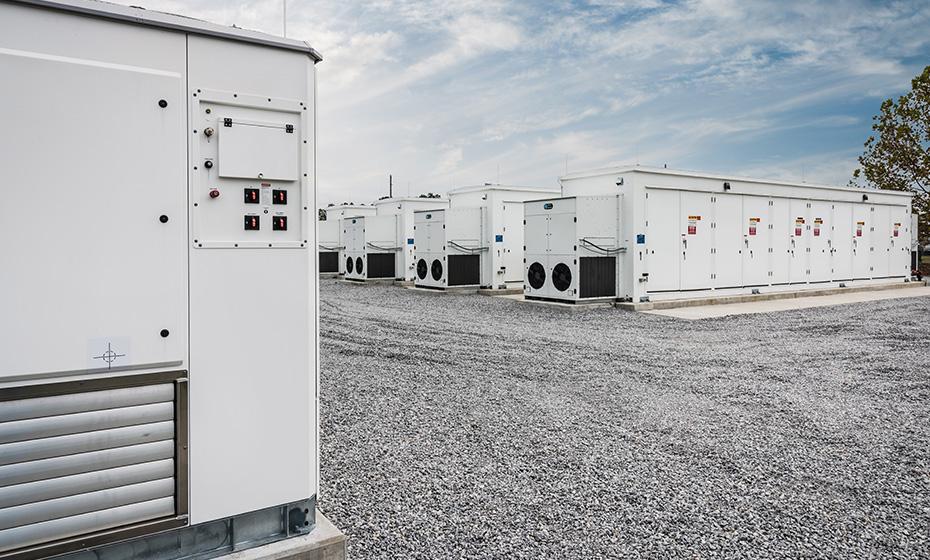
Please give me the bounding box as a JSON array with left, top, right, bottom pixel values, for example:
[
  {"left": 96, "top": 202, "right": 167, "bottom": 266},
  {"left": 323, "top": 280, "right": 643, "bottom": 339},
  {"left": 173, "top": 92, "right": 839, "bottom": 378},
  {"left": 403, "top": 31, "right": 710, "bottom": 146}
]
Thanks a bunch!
[
  {"left": 447, "top": 185, "right": 559, "bottom": 289},
  {"left": 343, "top": 215, "right": 400, "bottom": 281},
  {"left": 318, "top": 219, "right": 341, "bottom": 274},
  {"left": 374, "top": 198, "right": 449, "bottom": 281},
  {"left": 558, "top": 166, "right": 914, "bottom": 302},
  {"left": 324, "top": 205, "right": 376, "bottom": 274},
  {"left": 413, "top": 208, "right": 485, "bottom": 289},
  {"left": 0, "top": 2, "right": 322, "bottom": 559},
  {"left": 523, "top": 196, "right": 623, "bottom": 303}
]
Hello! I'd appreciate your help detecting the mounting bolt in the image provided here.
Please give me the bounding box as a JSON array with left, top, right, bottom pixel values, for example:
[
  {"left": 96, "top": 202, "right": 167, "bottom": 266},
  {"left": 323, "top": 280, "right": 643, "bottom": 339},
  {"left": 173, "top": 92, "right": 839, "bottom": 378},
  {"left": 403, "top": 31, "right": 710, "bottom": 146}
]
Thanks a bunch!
[
  {"left": 204, "top": 127, "right": 215, "bottom": 137},
  {"left": 209, "top": 189, "right": 220, "bottom": 199},
  {"left": 204, "top": 160, "right": 213, "bottom": 169},
  {"left": 160, "top": 329, "right": 170, "bottom": 338},
  {"left": 158, "top": 99, "right": 168, "bottom": 108},
  {"left": 159, "top": 215, "right": 169, "bottom": 223}
]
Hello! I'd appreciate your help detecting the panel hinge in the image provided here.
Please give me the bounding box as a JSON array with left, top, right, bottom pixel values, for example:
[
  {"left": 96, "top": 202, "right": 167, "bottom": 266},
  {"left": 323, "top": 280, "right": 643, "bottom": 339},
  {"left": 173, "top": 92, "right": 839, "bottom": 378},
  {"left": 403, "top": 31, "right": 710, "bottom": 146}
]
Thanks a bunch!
[
  {"left": 285, "top": 124, "right": 295, "bottom": 133},
  {"left": 223, "top": 118, "right": 233, "bottom": 127}
]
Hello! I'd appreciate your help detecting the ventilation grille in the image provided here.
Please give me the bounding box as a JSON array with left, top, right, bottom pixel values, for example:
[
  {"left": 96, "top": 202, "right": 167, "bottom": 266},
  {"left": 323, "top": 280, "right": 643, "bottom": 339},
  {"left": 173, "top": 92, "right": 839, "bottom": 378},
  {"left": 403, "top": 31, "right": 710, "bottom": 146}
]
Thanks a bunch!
[
  {"left": 0, "top": 372, "right": 187, "bottom": 559},
  {"left": 448, "top": 255, "right": 480, "bottom": 286},
  {"left": 318, "top": 251, "right": 338, "bottom": 273},
  {"left": 367, "top": 253, "right": 396, "bottom": 279},
  {"left": 579, "top": 257, "right": 616, "bottom": 298}
]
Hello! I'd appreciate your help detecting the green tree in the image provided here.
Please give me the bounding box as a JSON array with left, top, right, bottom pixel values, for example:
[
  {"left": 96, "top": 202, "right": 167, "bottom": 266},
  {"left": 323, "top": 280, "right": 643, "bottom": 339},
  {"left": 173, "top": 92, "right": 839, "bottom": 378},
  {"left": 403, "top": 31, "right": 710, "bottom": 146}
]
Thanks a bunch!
[{"left": 853, "top": 65, "right": 929, "bottom": 246}]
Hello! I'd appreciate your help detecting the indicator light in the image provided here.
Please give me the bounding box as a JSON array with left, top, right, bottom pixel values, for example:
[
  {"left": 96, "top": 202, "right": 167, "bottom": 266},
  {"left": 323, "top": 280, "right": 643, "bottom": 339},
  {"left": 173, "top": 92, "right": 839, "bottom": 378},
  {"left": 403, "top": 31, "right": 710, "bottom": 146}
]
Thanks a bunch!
[
  {"left": 273, "top": 216, "right": 288, "bottom": 231},
  {"left": 244, "top": 215, "right": 260, "bottom": 230},
  {"left": 273, "top": 189, "right": 287, "bottom": 205},
  {"left": 244, "top": 188, "right": 260, "bottom": 204}
]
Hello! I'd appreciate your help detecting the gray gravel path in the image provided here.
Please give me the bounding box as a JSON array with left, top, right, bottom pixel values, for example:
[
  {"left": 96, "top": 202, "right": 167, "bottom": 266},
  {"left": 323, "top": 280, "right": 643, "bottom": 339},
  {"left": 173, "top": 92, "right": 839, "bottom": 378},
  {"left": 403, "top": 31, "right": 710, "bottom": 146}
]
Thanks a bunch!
[{"left": 318, "top": 279, "right": 930, "bottom": 559}]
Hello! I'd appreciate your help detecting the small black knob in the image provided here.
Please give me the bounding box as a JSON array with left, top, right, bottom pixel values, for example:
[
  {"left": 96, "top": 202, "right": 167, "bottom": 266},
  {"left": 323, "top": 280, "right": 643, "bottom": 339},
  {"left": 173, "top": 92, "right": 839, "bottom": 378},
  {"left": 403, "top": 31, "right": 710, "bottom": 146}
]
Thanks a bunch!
[
  {"left": 204, "top": 160, "right": 213, "bottom": 169},
  {"left": 159, "top": 215, "right": 169, "bottom": 223},
  {"left": 160, "top": 329, "right": 170, "bottom": 338},
  {"left": 158, "top": 99, "right": 168, "bottom": 108}
]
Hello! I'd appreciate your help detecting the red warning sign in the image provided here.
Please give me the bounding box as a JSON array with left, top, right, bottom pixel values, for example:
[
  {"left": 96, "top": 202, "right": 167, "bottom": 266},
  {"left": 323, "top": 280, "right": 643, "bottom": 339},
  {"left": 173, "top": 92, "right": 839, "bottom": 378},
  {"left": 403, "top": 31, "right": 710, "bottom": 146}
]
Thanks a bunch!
[
  {"left": 856, "top": 221, "right": 865, "bottom": 237},
  {"left": 794, "top": 217, "right": 804, "bottom": 237},
  {"left": 748, "top": 217, "right": 760, "bottom": 236},
  {"left": 893, "top": 222, "right": 901, "bottom": 237},
  {"left": 813, "top": 217, "right": 822, "bottom": 237},
  {"left": 687, "top": 215, "right": 700, "bottom": 235}
]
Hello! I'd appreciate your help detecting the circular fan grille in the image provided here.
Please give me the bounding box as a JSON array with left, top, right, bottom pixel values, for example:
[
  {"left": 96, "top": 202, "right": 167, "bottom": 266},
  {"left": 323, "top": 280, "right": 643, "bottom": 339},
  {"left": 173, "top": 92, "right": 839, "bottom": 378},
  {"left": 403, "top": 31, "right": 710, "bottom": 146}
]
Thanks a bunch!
[
  {"left": 431, "top": 259, "right": 443, "bottom": 281},
  {"left": 527, "top": 262, "right": 546, "bottom": 290},
  {"left": 356, "top": 257, "right": 364, "bottom": 275},
  {"left": 346, "top": 257, "right": 354, "bottom": 274},
  {"left": 416, "top": 259, "right": 428, "bottom": 280},
  {"left": 552, "top": 263, "right": 572, "bottom": 292}
]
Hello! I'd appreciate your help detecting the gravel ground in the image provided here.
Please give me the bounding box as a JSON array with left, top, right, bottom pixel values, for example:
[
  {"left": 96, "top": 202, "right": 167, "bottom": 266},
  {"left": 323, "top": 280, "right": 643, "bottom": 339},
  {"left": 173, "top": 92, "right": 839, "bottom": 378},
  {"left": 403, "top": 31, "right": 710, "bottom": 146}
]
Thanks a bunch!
[{"left": 318, "top": 279, "right": 930, "bottom": 559}]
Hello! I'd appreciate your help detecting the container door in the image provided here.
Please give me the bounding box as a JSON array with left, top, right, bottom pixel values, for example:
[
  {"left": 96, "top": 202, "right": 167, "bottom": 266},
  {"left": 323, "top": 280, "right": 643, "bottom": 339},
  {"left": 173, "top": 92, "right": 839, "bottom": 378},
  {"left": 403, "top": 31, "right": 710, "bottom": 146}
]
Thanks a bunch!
[
  {"left": 770, "top": 198, "right": 790, "bottom": 284},
  {"left": 831, "top": 202, "right": 853, "bottom": 280},
  {"left": 502, "top": 203, "right": 525, "bottom": 283},
  {"left": 852, "top": 204, "right": 871, "bottom": 278},
  {"left": 523, "top": 211, "right": 549, "bottom": 297},
  {"left": 889, "top": 206, "right": 910, "bottom": 277},
  {"left": 645, "top": 189, "right": 680, "bottom": 292},
  {"left": 742, "top": 196, "right": 770, "bottom": 286},
  {"left": 679, "top": 191, "right": 713, "bottom": 290},
  {"left": 713, "top": 194, "right": 743, "bottom": 288},
  {"left": 789, "top": 199, "right": 810, "bottom": 283},
  {"left": 871, "top": 205, "right": 891, "bottom": 277},
  {"left": 808, "top": 201, "right": 832, "bottom": 282}
]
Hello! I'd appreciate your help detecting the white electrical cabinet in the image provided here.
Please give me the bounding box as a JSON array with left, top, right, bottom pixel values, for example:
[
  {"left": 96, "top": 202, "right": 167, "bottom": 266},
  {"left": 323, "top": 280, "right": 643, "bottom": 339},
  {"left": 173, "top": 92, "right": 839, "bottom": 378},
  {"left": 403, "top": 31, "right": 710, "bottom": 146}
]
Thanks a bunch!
[
  {"left": 374, "top": 198, "right": 450, "bottom": 281},
  {"left": 323, "top": 205, "right": 376, "bottom": 274},
  {"left": 318, "top": 220, "right": 341, "bottom": 274},
  {"left": 523, "top": 196, "right": 623, "bottom": 302},
  {"left": 0, "top": 1, "right": 321, "bottom": 558},
  {"left": 343, "top": 215, "right": 401, "bottom": 281},
  {"left": 413, "top": 208, "right": 486, "bottom": 288},
  {"left": 447, "top": 185, "right": 558, "bottom": 289},
  {"left": 558, "top": 166, "right": 914, "bottom": 302}
]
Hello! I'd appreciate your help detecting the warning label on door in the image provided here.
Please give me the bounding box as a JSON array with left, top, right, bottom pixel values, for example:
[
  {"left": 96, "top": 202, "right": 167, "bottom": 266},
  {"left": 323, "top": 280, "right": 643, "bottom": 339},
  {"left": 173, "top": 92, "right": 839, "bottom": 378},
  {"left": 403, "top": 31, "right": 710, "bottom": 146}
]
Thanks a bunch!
[
  {"left": 856, "top": 221, "right": 865, "bottom": 237},
  {"left": 893, "top": 222, "right": 901, "bottom": 237},
  {"left": 748, "top": 217, "right": 760, "bottom": 236},
  {"left": 794, "top": 217, "right": 804, "bottom": 237},
  {"left": 813, "top": 217, "right": 822, "bottom": 237},
  {"left": 687, "top": 215, "right": 700, "bottom": 235}
]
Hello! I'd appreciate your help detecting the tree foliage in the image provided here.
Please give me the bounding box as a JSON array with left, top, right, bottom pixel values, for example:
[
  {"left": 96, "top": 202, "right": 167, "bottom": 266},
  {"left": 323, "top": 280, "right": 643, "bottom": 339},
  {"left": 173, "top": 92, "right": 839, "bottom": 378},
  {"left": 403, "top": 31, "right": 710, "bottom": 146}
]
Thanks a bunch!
[{"left": 853, "top": 65, "right": 930, "bottom": 244}]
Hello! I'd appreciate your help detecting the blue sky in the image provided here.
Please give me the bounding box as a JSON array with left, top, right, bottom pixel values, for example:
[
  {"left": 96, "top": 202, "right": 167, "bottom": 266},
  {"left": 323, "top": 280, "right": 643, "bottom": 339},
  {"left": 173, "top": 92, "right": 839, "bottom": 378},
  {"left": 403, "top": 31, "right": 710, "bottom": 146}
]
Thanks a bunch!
[{"left": 113, "top": 0, "right": 930, "bottom": 204}]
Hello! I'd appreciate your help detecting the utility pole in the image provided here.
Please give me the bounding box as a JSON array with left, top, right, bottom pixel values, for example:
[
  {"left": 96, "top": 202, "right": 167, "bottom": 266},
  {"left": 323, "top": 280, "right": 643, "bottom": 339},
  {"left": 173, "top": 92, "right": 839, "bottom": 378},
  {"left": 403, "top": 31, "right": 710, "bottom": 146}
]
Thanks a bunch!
[
  {"left": 389, "top": 174, "right": 393, "bottom": 198},
  {"left": 282, "top": 0, "right": 287, "bottom": 37}
]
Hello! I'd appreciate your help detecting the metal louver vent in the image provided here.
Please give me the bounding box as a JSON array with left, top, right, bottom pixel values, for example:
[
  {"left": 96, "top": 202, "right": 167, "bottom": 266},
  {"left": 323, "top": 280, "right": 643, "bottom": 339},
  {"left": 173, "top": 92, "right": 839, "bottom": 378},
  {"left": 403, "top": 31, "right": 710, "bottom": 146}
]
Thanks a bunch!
[{"left": 0, "top": 371, "right": 188, "bottom": 560}]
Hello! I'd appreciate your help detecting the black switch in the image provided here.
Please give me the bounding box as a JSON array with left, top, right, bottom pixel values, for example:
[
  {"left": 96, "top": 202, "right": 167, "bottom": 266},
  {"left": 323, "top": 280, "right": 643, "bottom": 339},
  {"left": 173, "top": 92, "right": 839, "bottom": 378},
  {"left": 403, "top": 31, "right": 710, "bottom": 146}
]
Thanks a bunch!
[
  {"left": 244, "top": 215, "right": 260, "bottom": 230},
  {"left": 244, "top": 188, "right": 260, "bottom": 204},
  {"left": 273, "top": 189, "right": 287, "bottom": 205},
  {"left": 273, "top": 216, "right": 288, "bottom": 231}
]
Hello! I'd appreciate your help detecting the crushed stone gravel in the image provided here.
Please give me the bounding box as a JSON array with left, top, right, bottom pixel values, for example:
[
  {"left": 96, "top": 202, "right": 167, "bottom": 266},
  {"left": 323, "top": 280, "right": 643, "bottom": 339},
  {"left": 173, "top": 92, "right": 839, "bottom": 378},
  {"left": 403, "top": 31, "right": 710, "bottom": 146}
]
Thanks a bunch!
[{"left": 318, "top": 279, "right": 930, "bottom": 559}]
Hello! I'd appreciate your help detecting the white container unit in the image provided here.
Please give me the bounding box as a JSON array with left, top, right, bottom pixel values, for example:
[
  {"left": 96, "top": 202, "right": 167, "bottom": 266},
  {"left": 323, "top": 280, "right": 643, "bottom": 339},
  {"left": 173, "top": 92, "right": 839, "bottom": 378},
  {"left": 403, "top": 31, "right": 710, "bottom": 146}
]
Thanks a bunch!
[
  {"left": 318, "top": 219, "right": 340, "bottom": 273},
  {"left": 343, "top": 215, "right": 401, "bottom": 280},
  {"left": 524, "top": 196, "right": 623, "bottom": 302},
  {"left": 0, "top": 2, "right": 321, "bottom": 559},
  {"left": 374, "top": 198, "right": 450, "bottom": 281},
  {"left": 558, "top": 166, "right": 914, "bottom": 302},
  {"left": 447, "top": 184, "right": 558, "bottom": 289},
  {"left": 323, "top": 205, "right": 376, "bottom": 274},
  {"left": 413, "top": 208, "right": 485, "bottom": 288}
]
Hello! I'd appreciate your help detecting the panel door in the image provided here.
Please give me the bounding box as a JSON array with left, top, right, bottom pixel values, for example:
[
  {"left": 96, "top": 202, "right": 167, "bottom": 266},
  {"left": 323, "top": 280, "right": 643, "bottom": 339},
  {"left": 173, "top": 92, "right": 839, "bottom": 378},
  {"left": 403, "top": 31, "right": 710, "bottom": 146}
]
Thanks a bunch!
[
  {"left": 742, "top": 196, "right": 770, "bottom": 286},
  {"left": 852, "top": 203, "right": 871, "bottom": 278},
  {"left": 645, "top": 189, "right": 680, "bottom": 292},
  {"left": 502, "top": 203, "right": 525, "bottom": 283},
  {"left": 871, "top": 205, "right": 891, "bottom": 277},
  {"left": 714, "top": 194, "right": 743, "bottom": 288},
  {"left": 524, "top": 214, "right": 549, "bottom": 255},
  {"left": 808, "top": 201, "right": 832, "bottom": 282},
  {"left": 680, "top": 191, "right": 713, "bottom": 290},
  {"left": 789, "top": 199, "right": 810, "bottom": 283},
  {"left": 831, "top": 202, "right": 853, "bottom": 280},
  {"left": 0, "top": 43, "right": 186, "bottom": 379},
  {"left": 770, "top": 198, "right": 791, "bottom": 284},
  {"left": 889, "top": 206, "right": 910, "bottom": 277}
]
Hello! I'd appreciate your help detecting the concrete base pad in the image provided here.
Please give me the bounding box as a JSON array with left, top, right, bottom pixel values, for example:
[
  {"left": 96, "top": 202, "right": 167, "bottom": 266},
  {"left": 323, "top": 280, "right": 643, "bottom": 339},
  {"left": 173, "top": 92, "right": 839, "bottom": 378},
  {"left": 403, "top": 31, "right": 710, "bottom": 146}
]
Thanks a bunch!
[
  {"left": 339, "top": 278, "right": 396, "bottom": 285},
  {"left": 641, "top": 283, "right": 930, "bottom": 320},
  {"left": 319, "top": 272, "right": 339, "bottom": 278},
  {"left": 404, "top": 285, "right": 478, "bottom": 294},
  {"left": 616, "top": 280, "right": 927, "bottom": 312},
  {"left": 218, "top": 511, "right": 345, "bottom": 560},
  {"left": 478, "top": 287, "right": 525, "bottom": 296},
  {"left": 517, "top": 296, "right": 614, "bottom": 310}
]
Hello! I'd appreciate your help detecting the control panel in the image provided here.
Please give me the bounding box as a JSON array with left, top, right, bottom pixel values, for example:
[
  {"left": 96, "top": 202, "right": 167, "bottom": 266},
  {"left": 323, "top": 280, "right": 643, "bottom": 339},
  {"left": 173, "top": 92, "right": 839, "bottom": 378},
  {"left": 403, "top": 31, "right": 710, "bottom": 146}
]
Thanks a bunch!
[{"left": 190, "top": 89, "right": 309, "bottom": 249}]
